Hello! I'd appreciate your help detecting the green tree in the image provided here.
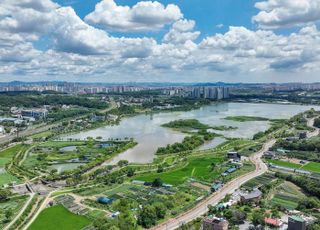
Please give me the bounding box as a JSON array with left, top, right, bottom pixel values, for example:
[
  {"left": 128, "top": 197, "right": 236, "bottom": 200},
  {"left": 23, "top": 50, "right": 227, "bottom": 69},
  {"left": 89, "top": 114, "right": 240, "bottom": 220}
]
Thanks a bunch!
[
  {"left": 252, "top": 211, "right": 265, "bottom": 226},
  {"left": 118, "top": 211, "right": 137, "bottom": 230},
  {"left": 152, "top": 178, "right": 163, "bottom": 187},
  {"left": 0, "top": 189, "right": 11, "bottom": 201},
  {"left": 138, "top": 205, "right": 157, "bottom": 228},
  {"left": 154, "top": 202, "right": 167, "bottom": 219}
]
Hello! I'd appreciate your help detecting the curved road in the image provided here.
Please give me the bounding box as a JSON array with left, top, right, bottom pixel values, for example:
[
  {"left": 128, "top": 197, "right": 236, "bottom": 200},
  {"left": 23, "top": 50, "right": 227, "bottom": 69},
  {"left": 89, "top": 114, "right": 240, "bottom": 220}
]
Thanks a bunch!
[
  {"left": 151, "top": 117, "right": 319, "bottom": 230},
  {"left": 150, "top": 139, "right": 275, "bottom": 230}
]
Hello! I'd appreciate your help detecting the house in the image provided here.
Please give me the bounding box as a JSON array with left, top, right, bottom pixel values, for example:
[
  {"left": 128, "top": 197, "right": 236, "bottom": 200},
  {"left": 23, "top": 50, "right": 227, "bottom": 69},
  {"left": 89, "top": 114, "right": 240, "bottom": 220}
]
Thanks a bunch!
[
  {"left": 97, "top": 197, "right": 113, "bottom": 205},
  {"left": 227, "top": 151, "right": 241, "bottom": 161},
  {"left": 263, "top": 151, "right": 276, "bottom": 159},
  {"left": 265, "top": 218, "right": 283, "bottom": 227},
  {"left": 288, "top": 216, "right": 306, "bottom": 230},
  {"left": 132, "top": 180, "right": 145, "bottom": 185},
  {"left": 226, "top": 167, "right": 237, "bottom": 174},
  {"left": 201, "top": 217, "right": 229, "bottom": 230},
  {"left": 211, "top": 182, "right": 223, "bottom": 192},
  {"left": 299, "top": 132, "right": 307, "bottom": 140},
  {"left": 240, "top": 188, "right": 262, "bottom": 203}
]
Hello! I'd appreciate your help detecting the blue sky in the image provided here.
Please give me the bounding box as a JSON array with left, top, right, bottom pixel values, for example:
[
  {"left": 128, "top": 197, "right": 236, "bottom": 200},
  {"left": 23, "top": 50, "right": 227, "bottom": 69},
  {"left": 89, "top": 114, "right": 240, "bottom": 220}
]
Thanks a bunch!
[
  {"left": 55, "top": 0, "right": 260, "bottom": 40},
  {"left": 1, "top": 0, "right": 320, "bottom": 83}
]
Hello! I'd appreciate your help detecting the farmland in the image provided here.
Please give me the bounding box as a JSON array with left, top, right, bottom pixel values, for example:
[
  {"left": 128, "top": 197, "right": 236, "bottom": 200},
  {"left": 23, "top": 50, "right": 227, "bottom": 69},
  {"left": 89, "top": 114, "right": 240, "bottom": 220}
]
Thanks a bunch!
[
  {"left": 242, "top": 173, "right": 276, "bottom": 190},
  {"left": 270, "top": 182, "right": 305, "bottom": 210},
  {"left": 267, "top": 159, "right": 302, "bottom": 169},
  {"left": 27, "top": 205, "right": 91, "bottom": 230}
]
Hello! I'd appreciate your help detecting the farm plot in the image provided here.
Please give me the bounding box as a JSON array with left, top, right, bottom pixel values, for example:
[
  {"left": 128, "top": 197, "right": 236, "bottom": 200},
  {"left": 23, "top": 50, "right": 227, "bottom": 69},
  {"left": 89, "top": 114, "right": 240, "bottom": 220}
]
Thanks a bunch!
[
  {"left": 270, "top": 182, "right": 305, "bottom": 210},
  {"left": 242, "top": 173, "right": 276, "bottom": 190}
]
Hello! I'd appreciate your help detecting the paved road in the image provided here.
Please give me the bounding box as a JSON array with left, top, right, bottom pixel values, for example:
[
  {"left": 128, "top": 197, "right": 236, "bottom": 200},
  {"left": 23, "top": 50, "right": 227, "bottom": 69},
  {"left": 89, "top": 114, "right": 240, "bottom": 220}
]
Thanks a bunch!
[
  {"left": 151, "top": 116, "right": 319, "bottom": 230},
  {"left": 150, "top": 139, "right": 275, "bottom": 230}
]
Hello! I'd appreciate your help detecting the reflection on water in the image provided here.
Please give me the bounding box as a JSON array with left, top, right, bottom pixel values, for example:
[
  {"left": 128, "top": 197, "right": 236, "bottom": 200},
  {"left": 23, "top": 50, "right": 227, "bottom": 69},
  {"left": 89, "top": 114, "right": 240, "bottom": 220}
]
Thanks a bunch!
[{"left": 63, "top": 103, "right": 319, "bottom": 164}]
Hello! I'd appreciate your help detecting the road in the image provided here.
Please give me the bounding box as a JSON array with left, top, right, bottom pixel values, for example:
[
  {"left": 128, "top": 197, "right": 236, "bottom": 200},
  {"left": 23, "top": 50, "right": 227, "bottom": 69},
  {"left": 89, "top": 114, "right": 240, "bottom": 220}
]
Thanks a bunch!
[
  {"left": 151, "top": 117, "right": 319, "bottom": 230},
  {"left": 150, "top": 139, "right": 275, "bottom": 230},
  {"left": 4, "top": 193, "right": 35, "bottom": 230}
]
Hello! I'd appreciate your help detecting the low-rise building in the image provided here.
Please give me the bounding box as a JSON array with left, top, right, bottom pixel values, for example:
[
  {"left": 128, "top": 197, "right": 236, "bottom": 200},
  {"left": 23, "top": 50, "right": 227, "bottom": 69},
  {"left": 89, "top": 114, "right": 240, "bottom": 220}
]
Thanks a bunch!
[
  {"left": 265, "top": 217, "right": 283, "bottom": 228},
  {"left": 288, "top": 216, "right": 306, "bottom": 230},
  {"left": 201, "top": 217, "right": 229, "bottom": 230},
  {"left": 21, "top": 108, "right": 48, "bottom": 119},
  {"left": 0, "top": 125, "right": 4, "bottom": 134},
  {"left": 240, "top": 188, "right": 262, "bottom": 203},
  {"left": 263, "top": 151, "right": 276, "bottom": 159},
  {"left": 227, "top": 151, "right": 241, "bottom": 161}
]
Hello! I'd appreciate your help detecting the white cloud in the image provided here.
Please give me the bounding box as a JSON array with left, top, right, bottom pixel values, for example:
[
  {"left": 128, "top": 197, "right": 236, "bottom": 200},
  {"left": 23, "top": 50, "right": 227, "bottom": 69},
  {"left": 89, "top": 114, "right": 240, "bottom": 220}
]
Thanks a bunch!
[
  {"left": 253, "top": 0, "right": 320, "bottom": 29},
  {"left": 1, "top": 0, "right": 320, "bottom": 82},
  {"left": 163, "top": 19, "right": 200, "bottom": 44},
  {"left": 84, "top": 0, "right": 183, "bottom": 32}
]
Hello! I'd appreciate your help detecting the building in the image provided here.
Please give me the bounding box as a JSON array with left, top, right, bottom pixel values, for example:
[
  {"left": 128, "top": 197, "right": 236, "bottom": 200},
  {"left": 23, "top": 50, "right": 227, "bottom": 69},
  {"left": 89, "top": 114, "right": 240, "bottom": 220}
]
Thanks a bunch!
[
  {"left": 227, "top": 151, "right": 241, "bottom": 161},
  {"left": 299, "top": 132, "right": 307, "bottom": 139},
  {"left": 21, "top": 109, "right": 48, "bottom": 119},
  {"left": 201, "top": 217, "right": 229, "bottom": 230},
  {"left": 288, "top": 216, "right": 306, "bottom": 230},
  {"left": 265, "top": 218, "right": 283, "bottom": 227},
  {"left": 263, "top": 151, "right": 276, "bottom": 159},
  {"left": 211, "top": 182, "right": 223, "bottom": 192},
  {"left": 240, "top": 188, "right": 262, "bottom": 203},
  {"left": 97, "top": 197, "right": 113, "bottom": 205}
]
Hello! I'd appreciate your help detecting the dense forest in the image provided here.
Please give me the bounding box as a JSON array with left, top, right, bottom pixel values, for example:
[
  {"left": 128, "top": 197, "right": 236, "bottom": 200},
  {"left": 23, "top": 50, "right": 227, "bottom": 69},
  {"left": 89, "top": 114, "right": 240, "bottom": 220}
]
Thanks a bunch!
[{"left": 0, "top": 93, "right": 107, "bottom": 109}]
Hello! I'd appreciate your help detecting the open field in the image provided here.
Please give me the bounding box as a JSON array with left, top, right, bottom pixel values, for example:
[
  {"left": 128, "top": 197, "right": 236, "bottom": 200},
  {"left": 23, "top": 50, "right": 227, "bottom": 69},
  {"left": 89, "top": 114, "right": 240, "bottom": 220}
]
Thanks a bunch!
[
  {"left": 135, "top": 155, "right": 224, "bottom": 185},
  {"left": 271, "top": 182, "right": 305, "bottom": 210},
  {"left": 301, "top": 162, "right": 320, "bottom": 173},
  {"left": 0, "top": 144, "right": 24, "bottom": 167},
  {"left": 268, "top": 159, "right": 320, "bottom": 173},
  {"left": 28, "top": 205, "right": 91, "bottom": 230},
  {"left": 0, "top": 144, "right": 24, "bottom": 185},
  {"left": 267, "top": 159, "right": 302, "bottom": 169}
]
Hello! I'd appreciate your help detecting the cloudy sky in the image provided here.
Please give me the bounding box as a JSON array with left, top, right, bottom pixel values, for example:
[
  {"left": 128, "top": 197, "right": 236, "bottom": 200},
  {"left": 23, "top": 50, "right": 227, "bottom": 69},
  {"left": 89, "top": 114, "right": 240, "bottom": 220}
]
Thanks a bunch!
[{"left": 1, "top": 0, "right": 320, "bottom": 83}]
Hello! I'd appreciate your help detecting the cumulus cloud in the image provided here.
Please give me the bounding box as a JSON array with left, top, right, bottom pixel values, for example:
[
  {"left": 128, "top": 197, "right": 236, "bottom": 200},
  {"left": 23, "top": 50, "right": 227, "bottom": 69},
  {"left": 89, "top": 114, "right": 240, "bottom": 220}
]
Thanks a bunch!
[
  {"left": 252, "top": 0, "right": 320, "bottom": 29},
  {"left": 85, "top": 0, "right": 183, "bottom": 32},
  {"left": 163, "top": 19, "right": 200, "bottom": 44},
  {"left": 1, "top": 0, "right": 320, "bottom": 82}
]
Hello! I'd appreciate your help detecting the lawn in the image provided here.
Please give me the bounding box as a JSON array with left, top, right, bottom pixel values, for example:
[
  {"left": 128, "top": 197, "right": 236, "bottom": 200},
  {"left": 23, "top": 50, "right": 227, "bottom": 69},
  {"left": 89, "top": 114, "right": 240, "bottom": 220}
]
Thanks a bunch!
[
  {"left": 135, "top": 156, "right": 224, "bottom": 185},
  {"left": 267, "top": 159, "right": 302, "bottom": 169},
  {"left": 301, "top": 162, "right": 320, "bottom": 173},
  {"left": 0, "top": 144, "right": 24, "bottom": 167},
  {"left": 28, "top": 205, "right": 91, "bottom": 230},
  {"left": 0, "top": 172, "right": 20, "bottom": 185}
]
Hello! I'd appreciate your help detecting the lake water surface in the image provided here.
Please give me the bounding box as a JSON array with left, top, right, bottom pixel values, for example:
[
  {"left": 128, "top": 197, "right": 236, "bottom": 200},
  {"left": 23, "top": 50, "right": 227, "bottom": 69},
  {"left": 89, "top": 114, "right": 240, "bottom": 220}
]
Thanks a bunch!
[{"left": 63, "top": 103, "right": 319, "bottom": 164}]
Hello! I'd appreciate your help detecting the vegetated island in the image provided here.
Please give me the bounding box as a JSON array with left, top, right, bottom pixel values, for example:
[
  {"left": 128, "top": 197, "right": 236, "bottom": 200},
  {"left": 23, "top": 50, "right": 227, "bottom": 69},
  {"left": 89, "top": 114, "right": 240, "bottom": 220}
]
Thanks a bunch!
[
  {"left": 156, "top": 119, "right": 232, "bottom": 155},
  {"left": 162, "top": 119, "right": 237, "bottom": 131},
  {"left": 224, "top": 116, "right": 270, "bottom": 122}
]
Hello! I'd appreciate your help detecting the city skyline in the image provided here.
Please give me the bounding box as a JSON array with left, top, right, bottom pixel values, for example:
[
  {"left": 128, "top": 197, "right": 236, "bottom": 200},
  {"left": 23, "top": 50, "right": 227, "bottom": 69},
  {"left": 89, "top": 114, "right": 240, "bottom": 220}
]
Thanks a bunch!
[{"left": 1, "top": 0, "right": 320, "bottom": 83}]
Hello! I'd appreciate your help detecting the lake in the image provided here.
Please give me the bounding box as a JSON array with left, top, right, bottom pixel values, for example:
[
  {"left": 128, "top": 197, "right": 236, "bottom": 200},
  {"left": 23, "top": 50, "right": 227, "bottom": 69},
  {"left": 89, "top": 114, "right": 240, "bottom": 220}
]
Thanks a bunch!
[{"left": 63, "top": 103, "right": 319, "bottom": 164}]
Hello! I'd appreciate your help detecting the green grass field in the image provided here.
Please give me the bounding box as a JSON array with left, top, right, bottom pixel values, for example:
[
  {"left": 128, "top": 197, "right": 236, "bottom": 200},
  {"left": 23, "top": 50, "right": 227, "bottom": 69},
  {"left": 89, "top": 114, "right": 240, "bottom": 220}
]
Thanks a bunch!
[
  {"left": 135, "top": 156, "right": 224, "bottom": 185},
  {"left": 28, "top": 205, "right": 91, "bottom": 230},
  {"left": 0, "top": 144, "right": 23, "bottom": 167},
  {"left": 0, "top": 144, "right": 24, "bottom": 185},
  {"left": 267, "top": 159, "right": 302, "bottom": 169},
  {"left": 268, "top": 159, "right": 320, "bottom": 173},
  {"left": 301, "top": 162, "right": 320, "bottom": 173}
]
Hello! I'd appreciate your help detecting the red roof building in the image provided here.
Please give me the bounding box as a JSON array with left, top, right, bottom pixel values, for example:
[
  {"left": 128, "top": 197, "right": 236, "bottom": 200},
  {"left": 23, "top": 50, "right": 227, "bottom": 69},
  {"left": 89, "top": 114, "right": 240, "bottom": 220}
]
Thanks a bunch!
[{"left": 265, "top": 217, "right": 283, "bottom": 227}]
